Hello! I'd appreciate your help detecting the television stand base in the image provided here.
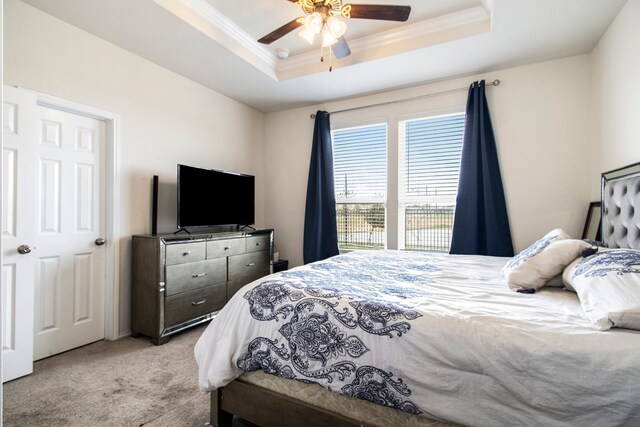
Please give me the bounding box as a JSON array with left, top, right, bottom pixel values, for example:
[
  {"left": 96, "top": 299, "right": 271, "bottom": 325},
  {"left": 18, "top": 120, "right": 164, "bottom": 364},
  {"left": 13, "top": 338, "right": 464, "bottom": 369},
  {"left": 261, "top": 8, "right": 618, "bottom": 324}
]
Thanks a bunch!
[
  {"left": 174, "top": 227, "right": 191, "bottom": 235},
  {"left": 238, "top": 224, "right": 256, "bottom": 231}
]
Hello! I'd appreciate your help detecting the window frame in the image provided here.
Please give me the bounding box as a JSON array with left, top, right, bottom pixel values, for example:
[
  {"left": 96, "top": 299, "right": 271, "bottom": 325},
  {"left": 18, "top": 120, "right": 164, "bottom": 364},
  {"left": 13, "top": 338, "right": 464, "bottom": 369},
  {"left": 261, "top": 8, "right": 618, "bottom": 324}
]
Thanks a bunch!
[
  {"left": 331, "top": 121, "right": 389, "bottom": 251},
  {"left": 329, "top": 103, "right": 466, "bottom": 253},
  {"left": 397, "top": 111, "right": 465, "bottom": 252}
]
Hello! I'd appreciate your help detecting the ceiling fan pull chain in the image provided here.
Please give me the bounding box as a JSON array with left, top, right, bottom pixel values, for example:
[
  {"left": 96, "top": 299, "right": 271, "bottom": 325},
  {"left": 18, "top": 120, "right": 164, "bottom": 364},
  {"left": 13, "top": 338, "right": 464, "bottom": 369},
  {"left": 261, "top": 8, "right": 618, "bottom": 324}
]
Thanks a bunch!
[
  {"left": 329, "top": 45, "right": 333, "bottom": 72},
  {"left": 320, "top": 44, "right": 324, "bottom": 63}
]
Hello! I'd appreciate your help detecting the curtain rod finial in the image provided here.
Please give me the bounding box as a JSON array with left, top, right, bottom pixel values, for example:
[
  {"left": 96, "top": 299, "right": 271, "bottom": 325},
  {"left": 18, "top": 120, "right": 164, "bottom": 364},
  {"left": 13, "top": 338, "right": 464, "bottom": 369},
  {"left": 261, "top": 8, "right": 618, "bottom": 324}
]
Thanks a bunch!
[{"left": 492, "top": 79, "right": 500, "bottom": 86}]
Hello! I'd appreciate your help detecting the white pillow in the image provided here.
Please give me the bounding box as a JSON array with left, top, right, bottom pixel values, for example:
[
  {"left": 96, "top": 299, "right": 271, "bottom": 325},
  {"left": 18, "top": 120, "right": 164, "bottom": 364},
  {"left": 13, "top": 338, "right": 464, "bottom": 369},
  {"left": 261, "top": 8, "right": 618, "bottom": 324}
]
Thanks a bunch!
[
  {"left": 502, "top": 229, "right": 589, "bottom": 291},
  {"left": 502, "top": 228, "right": 569, "bottom": 272},
  {"left": 563, "top": 249, "right": 640, "bottom": 331}
]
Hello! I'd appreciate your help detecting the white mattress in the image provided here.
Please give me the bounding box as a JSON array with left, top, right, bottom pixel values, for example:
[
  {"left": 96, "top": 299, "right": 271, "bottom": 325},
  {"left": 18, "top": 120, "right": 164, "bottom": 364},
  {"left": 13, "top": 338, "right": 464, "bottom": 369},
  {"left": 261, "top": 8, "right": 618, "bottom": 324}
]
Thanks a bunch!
[{"left": 195, "top": 250, "right": 640, "bottom": 426}]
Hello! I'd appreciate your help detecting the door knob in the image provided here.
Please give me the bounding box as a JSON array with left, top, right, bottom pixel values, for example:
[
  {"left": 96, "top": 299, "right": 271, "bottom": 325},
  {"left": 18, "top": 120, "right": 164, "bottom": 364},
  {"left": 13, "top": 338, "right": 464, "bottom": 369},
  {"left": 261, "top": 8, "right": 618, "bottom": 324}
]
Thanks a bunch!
[
  {"left": 95, "top": 238, "right": 106, "bottom": 246},
  {"left": 18, "top": 244, "right": 32, "bottom": 254}
]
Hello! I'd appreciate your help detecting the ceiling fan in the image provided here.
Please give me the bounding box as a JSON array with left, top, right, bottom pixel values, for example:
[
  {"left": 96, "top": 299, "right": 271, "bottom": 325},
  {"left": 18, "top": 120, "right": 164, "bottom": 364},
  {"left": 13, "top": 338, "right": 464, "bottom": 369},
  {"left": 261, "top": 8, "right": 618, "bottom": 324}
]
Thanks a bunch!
[{"left": 258, "top": 0, "right": 411, "bottom": 69}]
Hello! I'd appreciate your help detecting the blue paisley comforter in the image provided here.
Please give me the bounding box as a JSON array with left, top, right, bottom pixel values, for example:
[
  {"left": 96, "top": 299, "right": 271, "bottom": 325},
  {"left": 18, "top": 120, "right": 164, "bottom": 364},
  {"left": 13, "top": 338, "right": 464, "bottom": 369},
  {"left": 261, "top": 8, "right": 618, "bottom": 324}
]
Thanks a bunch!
[{"left": 195, "top": 250, "right": 640, "bottom": 426}]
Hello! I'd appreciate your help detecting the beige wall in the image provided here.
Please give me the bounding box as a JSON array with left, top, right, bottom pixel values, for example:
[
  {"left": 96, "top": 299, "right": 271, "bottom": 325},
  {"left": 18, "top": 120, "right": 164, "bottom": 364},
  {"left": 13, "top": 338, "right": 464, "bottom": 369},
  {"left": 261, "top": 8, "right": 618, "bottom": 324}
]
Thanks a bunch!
[
  {"left": 591, "top": 0, "right": 640, "bottom": 198},
  {"left": 265, "top": 55, "right": 593, "bottom": 267},
  {"left": 4, "top": 0, "right": 265, "bottom": 336}
]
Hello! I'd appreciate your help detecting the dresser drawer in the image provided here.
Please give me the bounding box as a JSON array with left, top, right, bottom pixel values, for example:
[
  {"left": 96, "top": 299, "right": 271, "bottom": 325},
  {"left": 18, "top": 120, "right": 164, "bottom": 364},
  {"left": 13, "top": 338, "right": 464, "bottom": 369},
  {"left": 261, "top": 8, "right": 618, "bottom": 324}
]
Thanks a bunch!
[
  {"left": 165, "top": 242, "right": 206, "bottom": 265},
  {"left": 207, "top": 238, "right": 245, "bottom": 259},
  {"left": 164, "top": 284, "right": 225, "bottom": 328},
  {"left": 246, "top": 235, "right": 270, "bottom": 253},
  {"left": 165, "top": 258, "right": 226, "bottom": 296},
  {"left": 227, "top": 251, "right": 270, "bottom": 299},
  {"left": 227, "top": 279, "right": 248, "bottom": 301}
]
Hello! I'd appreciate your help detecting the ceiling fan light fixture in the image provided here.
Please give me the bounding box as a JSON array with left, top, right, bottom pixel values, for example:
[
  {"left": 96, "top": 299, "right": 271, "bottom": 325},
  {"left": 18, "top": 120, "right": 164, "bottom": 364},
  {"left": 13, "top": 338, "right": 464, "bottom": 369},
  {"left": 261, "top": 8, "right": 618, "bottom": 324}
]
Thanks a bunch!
[
  {"left": 321, "top": 26, "right": 339, "bottom": 47},
  {"left": 299, "top": 27, "right": 316, "bottom": 45},
  {"left": 326, "top": 16, "right": 346, "bottom": 38},
  {"left": 303, "top": 12, "right": 323, "bottom": 34}
]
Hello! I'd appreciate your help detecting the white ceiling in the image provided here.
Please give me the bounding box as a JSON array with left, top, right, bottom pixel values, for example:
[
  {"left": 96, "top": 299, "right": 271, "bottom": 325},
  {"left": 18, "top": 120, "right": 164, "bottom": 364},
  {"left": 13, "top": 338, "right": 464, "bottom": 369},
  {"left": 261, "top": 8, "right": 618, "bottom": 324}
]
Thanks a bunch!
[{"left": 18, "top": 0, "right": 627, "bottom": 113}]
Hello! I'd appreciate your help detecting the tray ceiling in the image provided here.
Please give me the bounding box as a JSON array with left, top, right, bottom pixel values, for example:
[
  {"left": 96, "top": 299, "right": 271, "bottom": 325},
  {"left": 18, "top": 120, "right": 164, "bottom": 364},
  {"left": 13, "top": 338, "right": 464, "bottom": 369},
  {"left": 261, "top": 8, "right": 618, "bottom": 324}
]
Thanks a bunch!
[{"left": 16, "top": 0, "right": 628, "bottom": 112}]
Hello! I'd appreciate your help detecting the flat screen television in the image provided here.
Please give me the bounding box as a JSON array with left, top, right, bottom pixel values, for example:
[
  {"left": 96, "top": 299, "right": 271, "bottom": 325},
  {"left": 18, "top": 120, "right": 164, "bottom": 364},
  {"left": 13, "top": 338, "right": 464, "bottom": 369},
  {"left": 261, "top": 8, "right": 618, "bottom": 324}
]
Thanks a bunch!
[{"left": 177, "top": 164, "right": 255, "bottom": 229}]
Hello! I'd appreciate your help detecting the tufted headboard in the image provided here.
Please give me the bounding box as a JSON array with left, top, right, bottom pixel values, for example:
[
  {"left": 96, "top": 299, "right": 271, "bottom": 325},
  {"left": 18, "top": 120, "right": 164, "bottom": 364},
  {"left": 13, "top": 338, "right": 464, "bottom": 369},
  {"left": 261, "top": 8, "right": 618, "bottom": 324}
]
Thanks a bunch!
[{"left": 601, "top": 162, "right": 640, "bottom": 250}]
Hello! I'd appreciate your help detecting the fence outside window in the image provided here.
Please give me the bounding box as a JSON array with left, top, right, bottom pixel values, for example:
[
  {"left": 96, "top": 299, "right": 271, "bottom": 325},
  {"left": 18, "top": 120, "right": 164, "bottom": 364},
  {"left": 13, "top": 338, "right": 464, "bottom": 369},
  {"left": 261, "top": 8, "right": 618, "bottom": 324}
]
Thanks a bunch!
[
  {"left": 336, "top": 203, "right": 455, "bottom": 252},
  {"left": 403, "top": 204, "right": 455, "bottom": 252},
  {"left": 336, "top": 203, "right": 385, "bottom": 250}
]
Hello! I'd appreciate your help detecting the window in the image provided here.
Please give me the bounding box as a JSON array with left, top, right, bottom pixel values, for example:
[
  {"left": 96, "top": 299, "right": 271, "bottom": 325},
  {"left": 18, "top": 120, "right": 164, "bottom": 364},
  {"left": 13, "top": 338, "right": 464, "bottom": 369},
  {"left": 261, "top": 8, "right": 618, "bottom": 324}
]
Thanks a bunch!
[
  {"left": 398, "top": 113, "right": 465, "bottom": 252},
  {"left": 333, "top": 123, "right": 387, "bottom": 250}
]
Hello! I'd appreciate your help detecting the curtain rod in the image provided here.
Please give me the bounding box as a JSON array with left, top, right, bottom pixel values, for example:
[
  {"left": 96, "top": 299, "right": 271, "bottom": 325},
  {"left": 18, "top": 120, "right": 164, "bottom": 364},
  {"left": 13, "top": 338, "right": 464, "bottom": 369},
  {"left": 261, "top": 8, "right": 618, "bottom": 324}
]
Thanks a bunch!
[{"left": 310, "top": 79, "right": 500, "bottom": 119}]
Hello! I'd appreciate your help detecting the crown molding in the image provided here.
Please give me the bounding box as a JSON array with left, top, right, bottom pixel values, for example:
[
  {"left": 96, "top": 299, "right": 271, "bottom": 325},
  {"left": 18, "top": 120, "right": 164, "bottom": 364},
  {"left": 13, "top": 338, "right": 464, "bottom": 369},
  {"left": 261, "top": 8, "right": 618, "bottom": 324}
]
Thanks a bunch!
[
  {"left": 277, "top": 6, "right": 491, "bottom": 77},
  {"left": 155, "top": 0, "right": 279, "bottom": 78},
  {"left": 180, "top": 0, "right": 276, "bottom": 64}
]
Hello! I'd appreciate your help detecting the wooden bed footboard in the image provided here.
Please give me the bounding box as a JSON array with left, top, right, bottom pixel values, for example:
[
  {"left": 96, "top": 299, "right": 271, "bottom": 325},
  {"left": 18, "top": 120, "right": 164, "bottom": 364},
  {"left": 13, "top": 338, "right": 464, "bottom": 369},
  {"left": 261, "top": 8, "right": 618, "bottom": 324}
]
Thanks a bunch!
[{"left": 210, "top": 380, "right": 368, "bottom": 427}]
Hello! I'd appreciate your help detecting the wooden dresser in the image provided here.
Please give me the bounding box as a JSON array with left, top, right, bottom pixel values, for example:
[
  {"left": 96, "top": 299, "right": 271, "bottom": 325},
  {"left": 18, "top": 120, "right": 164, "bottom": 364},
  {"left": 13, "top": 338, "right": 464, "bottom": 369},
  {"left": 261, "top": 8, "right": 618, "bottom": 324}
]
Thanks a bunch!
[{"left": 131, "top": 229, "right": 273, "bottom": 345}]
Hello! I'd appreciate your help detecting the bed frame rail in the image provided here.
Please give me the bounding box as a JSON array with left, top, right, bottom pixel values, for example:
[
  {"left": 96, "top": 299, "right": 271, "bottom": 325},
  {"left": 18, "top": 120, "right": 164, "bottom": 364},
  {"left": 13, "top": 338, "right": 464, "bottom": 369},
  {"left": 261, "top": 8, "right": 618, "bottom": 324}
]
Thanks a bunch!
[{"left": 211, "top": 380, "right": 368, "bottom": 427}]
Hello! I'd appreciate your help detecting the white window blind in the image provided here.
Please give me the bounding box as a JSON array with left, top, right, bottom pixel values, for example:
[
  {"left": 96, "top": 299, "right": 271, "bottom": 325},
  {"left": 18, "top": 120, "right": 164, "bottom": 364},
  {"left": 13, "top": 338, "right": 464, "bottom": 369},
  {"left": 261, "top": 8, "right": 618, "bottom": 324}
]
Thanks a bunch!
[
  {"left": 399, "top": 114, "right": 465, "bottom": 201},
  {"left": 332, "top": 123, "right": 387, "bottom": 250},
  {"left": 399, "top": 113, "right": 465, "bottom": 251},
  {"left": 333, "top": 124, "right": 387, "bottom": 202}
]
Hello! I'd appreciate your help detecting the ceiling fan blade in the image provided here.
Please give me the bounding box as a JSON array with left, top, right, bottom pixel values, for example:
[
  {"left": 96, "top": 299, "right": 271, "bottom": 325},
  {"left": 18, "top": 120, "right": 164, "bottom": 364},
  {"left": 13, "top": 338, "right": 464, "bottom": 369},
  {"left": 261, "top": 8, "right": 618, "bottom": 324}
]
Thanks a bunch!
[
  {"left": 333, "top": 37, "right": 351, "bottom": 58},
  {"left": 347, "top": 4, "right": 411, "bottom": 21},
  {"left": 258, "top": 18, "right": 304, "bottom": 44}
]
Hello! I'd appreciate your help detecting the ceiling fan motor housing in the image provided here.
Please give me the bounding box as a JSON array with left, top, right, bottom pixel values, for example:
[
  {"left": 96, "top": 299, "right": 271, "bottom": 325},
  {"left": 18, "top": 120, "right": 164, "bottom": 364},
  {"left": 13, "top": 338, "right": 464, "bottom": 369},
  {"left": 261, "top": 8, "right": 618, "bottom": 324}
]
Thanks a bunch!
[{"left": 299, "top": 0, "right": 343, "bottom": 16}]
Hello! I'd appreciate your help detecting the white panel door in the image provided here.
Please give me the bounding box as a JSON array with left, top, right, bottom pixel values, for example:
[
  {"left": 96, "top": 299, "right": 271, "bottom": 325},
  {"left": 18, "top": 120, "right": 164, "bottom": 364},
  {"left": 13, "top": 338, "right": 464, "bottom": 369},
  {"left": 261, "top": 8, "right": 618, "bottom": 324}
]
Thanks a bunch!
[
  {"left": 2, "top": 86, "right": 38, "bottom": 382},
  {"left": 33, "top": 105, "right": 106, "bottom": 361}
]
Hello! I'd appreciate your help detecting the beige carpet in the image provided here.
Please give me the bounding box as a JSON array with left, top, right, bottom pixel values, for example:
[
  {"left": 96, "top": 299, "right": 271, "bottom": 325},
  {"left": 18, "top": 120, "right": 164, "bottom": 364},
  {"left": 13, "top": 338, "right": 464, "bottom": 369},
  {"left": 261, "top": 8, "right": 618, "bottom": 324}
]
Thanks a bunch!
[{"left": 2, "top": 324, "right": 253, "bottom": 426}]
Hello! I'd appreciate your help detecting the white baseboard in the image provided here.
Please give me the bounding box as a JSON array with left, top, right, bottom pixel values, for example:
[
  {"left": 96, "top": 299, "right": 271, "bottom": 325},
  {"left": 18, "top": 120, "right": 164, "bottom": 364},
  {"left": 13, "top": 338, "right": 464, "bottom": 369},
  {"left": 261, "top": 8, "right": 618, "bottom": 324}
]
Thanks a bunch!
[{"left": 117, "top": 330, "right": 132, "bottom": 340}]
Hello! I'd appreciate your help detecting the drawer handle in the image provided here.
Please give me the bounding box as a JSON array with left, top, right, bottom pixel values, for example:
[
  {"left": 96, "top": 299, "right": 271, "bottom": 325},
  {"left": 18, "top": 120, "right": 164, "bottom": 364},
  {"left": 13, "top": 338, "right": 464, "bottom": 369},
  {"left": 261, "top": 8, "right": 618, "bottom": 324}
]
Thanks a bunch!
[
  {"left": 192, "top": 272, "right": 207, "bottom": 278},
  {"left": 246, "top": 262, "right": 256, "bottom": 267},
  {"left": 224, "top": 246, "right": 230, "bottom": 250},
  {"left": 192, "top": 299, "right": 207, "bottom": 306},
  {"left": 255, "top": 242, "right": 261, "bottom": 246},
  {"left": 183, "top": 251, "right": 192, "bottom": 256}
]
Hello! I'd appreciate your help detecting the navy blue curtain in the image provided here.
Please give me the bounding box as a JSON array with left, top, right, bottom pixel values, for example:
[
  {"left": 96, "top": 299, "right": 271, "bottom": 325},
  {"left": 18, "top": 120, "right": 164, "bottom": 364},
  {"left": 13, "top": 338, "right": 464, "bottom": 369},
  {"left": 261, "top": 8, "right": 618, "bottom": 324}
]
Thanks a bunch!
[
  {"left": 450, "top": 81, "right": 514, "bottom": 257},
  {"left": 304, "top": 111, "right": 339, "bottom": 264}
]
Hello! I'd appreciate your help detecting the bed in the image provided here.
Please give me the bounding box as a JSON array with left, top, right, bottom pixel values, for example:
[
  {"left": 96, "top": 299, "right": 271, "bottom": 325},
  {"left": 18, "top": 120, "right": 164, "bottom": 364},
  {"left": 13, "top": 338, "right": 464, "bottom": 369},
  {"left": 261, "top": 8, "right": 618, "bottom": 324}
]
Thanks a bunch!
[{"left": 195, "top": 162, "right": 640, "bottom": 427}]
